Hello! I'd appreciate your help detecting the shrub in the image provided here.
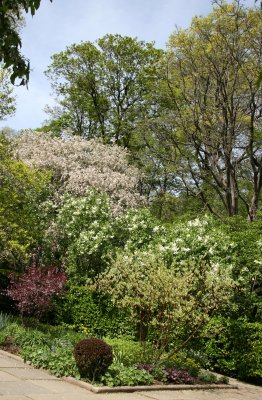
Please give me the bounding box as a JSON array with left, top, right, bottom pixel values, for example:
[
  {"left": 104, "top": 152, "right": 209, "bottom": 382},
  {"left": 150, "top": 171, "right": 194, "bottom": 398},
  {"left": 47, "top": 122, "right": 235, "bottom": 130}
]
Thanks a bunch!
[
  {"left": 198, "top": 317, "right": 262, "bottom": 384},
  {"left": 74, "top": 338, "right": 113, "bottom": 380},
  {"left": 7, "top": 266, "right": 67, "bottom": 319},
  {"left": 54, "top": 286, "right": 135, "bottom": 338},
  {"left": 98, "top": 250, "right": 233, "bottom": 352}
]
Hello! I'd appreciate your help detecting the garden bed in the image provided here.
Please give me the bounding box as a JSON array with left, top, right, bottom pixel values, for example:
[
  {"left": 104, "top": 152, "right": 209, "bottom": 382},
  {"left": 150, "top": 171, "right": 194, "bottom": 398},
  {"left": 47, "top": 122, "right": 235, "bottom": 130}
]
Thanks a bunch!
[
  {"left": 0, "top": 348, "right": 238, "bottom": 394},
  {"left": 0, "top": 316, "right": 240, "bottom": 392}
]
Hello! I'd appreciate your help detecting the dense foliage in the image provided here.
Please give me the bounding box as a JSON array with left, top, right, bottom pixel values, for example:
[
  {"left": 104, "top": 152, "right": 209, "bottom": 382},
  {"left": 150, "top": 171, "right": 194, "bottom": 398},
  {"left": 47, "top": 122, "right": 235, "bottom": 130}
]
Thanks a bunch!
[
  {"left": 0, "top": 0, "right": 52, "bottom": 85},
  {"left": 198, "top": 317, "right": 262, "bottom": 384},
  {"left": 0, "top": 0, "right": 261, "bottom": 386},
  {"left": 0, "top": 133, "right": 51, "bottom": 310}
]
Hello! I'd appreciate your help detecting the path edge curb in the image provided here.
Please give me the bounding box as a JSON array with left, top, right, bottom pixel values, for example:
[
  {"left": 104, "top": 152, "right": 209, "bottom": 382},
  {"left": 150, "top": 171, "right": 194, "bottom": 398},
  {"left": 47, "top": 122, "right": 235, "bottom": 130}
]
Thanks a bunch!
[{"left": 62, "top": 376, "right": 238, "bottom": 393}]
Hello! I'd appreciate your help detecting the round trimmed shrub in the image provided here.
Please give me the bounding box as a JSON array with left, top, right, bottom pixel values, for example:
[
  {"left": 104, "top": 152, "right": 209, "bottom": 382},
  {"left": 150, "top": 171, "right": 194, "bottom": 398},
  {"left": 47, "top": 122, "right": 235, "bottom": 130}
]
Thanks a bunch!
[{"left": 73, "top": 338, "right": 113, "bottom": 380}]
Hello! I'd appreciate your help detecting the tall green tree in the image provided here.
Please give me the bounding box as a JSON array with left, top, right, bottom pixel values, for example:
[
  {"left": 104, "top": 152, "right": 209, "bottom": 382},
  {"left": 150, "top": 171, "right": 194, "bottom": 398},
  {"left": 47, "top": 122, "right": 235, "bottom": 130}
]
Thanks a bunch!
[
  {"left": 0, "top": 0, "right": 52, "bottom": 85},
  {"left": 150, "top": 0, "right": 262, "bottom": 220},
  {"left": 0, "top": 132, "right": 51, "bottom": 276},
  {"left": 45, "top": 34, "right": 162, "bottom": 149}
]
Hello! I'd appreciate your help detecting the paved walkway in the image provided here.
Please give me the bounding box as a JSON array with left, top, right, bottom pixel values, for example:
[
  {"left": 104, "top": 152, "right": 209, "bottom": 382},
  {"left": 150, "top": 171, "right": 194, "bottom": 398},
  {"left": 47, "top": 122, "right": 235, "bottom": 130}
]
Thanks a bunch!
[{"left": 0, "top": 350, "right": 261, "bottom": 400}]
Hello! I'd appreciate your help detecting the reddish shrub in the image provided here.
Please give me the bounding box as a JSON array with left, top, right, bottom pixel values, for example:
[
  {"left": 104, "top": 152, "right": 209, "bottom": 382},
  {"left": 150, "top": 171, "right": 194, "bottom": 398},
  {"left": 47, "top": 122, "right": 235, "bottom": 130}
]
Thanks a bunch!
[
  {"left": 7, "top": 266, "right": 67, "bottom": 318},
  {"left": 74, "top": 338, "right": 113, "bottom": 380}
]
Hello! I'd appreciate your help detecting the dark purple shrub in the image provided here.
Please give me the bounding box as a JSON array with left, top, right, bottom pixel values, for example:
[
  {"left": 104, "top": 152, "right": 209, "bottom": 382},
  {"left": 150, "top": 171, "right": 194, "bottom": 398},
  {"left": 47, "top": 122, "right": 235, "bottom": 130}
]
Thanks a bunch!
[
  {"left": 7, "top": 266, "right": 67, "bottom": 318},
  {"left": 165, "top": 368, "right": 195, "bottom": 384},
  {"left": 74, "top": 338, "right": 113, "bottom": 380}
]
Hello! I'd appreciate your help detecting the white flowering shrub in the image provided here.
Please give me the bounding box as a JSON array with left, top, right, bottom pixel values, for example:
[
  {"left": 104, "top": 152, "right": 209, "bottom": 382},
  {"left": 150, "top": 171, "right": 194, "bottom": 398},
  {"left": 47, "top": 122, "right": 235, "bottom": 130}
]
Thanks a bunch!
[
  {"left": 15, "top": 130, "right": 144, "bottom": 214},
  {"left": 51, "top": 190, "right": 114, "bottom": 281},
  {"left": 114, "top": 208, "right": 166, "bottom": 252},
  {"left": 157, "top": 216, "right": 236, "bottom": 268},
  {"left": 50, "top": 201, "right": 167, "bottom": 282}
]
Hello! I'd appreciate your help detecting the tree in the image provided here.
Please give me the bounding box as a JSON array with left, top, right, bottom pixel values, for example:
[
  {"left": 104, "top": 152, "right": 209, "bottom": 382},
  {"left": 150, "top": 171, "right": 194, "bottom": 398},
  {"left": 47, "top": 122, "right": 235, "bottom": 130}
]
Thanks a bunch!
[
  {"left": 150, "top": 1, "right": 262, "bottom": 220},
  {"left": 45, "top": 34, "right": 162, "bottom": 149},
  {"left": 0, "top": 0, "right": 52, "bottom": 85},
  {"left": 0, "top": 132, "right": 51, "bottom": 272},
  {"left": 16, "top": 130, "right": 144, "bottom": 213},
  {"left": 0, "top": 66, "right": 16, "bottom": 119}
]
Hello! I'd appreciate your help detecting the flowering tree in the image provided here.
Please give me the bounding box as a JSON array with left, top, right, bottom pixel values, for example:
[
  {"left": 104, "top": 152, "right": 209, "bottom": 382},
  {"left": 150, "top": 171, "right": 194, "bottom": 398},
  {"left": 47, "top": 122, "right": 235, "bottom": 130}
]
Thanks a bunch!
[
  {"left": 16, "top": 130, "right": 144, "bottom": 214},
  {"left": 0, "top": 67, "right": 16, "bottom": 120},
  {"left": 7, "top": 266, "right": 67, "bottom": 318}
]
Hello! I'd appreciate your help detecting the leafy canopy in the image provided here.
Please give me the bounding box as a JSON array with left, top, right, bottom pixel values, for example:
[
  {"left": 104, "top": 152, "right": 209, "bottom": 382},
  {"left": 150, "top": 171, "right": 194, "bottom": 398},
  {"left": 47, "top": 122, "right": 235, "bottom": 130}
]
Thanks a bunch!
[{"left": 0, "top": 0, "right": 52, "bottom": 85}]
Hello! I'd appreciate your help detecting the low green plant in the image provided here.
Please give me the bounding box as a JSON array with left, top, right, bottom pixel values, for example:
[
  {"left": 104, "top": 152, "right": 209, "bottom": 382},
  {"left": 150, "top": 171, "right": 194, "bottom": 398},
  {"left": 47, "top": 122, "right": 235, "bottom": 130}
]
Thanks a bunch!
[
  {"left": 101, "top": 363, "right": 154, "bottom": 387},
  {"left": 0, "top": 331, "right": 7, "bottom": 345},
  {"left": 105, "top": 337, "right": 154, "bottom": 366},
  {"left": 150, "top": 366, "right": 168, "bottom": 383},
  {"left": 217, "top": 375, "right": 229, "bottom": 384},
  {"left": 0, "top": 319, "right": 85, "bottom": 377},
  {"left": 0, "top": 312, "right": 14, "bottom": 331},
  {"left": 163, "top": 353, "right": 201, "bottom": 377},
  {"left": 21, "top": 344, "right": 80, "bottom": 377},
  {"left": 198, "top": 371, "right": 218, "bottom": 383}
]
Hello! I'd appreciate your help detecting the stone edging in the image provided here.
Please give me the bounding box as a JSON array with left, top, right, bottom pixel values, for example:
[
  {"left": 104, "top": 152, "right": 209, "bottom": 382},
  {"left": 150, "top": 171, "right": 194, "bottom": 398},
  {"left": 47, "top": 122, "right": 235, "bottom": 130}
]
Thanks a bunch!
[
  {"left": 62, "top": 376, "right": 238, "bottom": 393},
  {"left": 0, "top": 349, "right": 238, "bottom": 394}
]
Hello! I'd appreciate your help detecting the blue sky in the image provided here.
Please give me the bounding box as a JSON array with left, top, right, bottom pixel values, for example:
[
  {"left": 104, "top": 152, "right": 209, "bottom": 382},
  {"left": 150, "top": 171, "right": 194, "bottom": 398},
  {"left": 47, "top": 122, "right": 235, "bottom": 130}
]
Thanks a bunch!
[{"left": 0, "top": 0, "right": 255, "bottom": 131}]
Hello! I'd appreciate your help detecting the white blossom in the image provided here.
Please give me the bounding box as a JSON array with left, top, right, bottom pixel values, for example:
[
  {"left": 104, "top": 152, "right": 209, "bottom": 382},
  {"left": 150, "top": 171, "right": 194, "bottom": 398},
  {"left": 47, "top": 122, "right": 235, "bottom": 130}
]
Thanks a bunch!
[{"left": 15, "top": 130, "right": 145, "bottom": 213}]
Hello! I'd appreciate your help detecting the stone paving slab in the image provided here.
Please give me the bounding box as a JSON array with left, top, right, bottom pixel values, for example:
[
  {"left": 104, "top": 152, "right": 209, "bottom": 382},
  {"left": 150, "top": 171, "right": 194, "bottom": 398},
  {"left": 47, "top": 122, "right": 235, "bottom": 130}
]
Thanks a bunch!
[
  {"left": 0, "top": 396, "right": 30, "bottom": 400},
  {"left": 138, "top": 389, "right": 245, "bottom": 400},
  {"left": 25, "top": 394, "right": 132, "bottom": 400},
  {"left": 0, "top": 381, "right": 54, "bottom": 395},
  {"left": 27, "top": 379, "right": 92, "bottom": 393},
  {"left": 0, "top": 357, "right": 32, "bottom": 368},
  {"left": 0, "top": 368, "right": 59, "bottom": 381},
  {"left": 0, "top": 371, "right": 20, "bottom": 382}
]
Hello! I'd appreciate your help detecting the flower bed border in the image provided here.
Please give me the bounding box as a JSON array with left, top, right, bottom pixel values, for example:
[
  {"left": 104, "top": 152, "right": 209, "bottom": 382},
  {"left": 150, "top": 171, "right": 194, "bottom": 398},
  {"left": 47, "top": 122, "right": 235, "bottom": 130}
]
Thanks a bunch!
[
  {"left": 63, "top": 376, "right": 238, "bottom": 393},
  {"left": 0, "top": 349, "right": 238, "bottom": 394}
]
